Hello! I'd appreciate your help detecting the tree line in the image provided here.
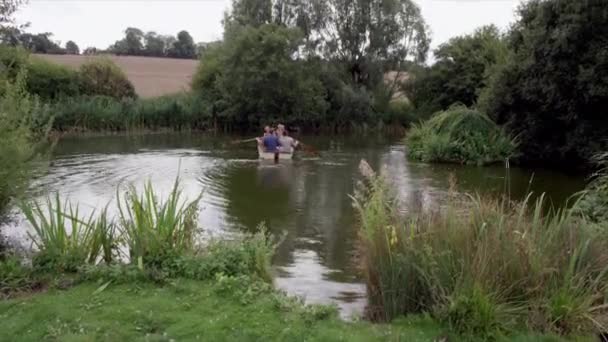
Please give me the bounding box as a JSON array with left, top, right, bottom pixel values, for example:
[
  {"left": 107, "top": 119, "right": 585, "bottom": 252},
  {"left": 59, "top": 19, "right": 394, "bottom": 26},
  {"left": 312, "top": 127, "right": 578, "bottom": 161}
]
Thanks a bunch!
[{"left": 0, "top": 24, "right": 205, "bottom": 59}]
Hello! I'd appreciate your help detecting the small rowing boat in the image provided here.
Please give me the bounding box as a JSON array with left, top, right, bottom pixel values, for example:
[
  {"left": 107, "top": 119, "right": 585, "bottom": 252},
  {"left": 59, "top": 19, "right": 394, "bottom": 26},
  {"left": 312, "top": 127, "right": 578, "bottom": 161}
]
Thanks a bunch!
[{"left": 258, "top": 146, "right": 293, "bottom": 160}]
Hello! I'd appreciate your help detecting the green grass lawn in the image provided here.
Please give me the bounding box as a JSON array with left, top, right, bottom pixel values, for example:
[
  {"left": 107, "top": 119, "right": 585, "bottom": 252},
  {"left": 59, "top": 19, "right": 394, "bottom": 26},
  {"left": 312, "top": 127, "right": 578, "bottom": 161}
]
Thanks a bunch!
[
  {"left": 0, "top": 279, "right": 442, "bottom": 342},
  {"left": 0, "top": 278, "right": 589, "bottom": 342}
]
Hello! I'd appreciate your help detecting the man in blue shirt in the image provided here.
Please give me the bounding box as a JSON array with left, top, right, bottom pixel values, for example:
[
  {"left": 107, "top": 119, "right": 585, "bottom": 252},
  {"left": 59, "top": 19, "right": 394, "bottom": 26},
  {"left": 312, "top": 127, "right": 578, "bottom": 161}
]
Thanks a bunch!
[{"left": 261, "top": 128, "right": 280, "bottom": 152}]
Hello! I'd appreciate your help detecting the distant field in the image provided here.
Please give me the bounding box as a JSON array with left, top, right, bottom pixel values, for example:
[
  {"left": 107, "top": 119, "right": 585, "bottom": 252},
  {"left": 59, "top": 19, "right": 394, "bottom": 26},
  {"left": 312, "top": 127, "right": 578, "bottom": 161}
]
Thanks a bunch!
[{"left": 35, "top": 54, "right": 199, "bottom": 98}]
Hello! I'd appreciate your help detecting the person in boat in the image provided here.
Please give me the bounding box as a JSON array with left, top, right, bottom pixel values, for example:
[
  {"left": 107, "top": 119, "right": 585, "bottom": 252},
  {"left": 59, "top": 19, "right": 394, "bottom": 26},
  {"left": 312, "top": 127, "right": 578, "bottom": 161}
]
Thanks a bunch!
[
  {"left": 257, "top": 126, "right": 280, "bottom": 153},
  {"left": 276, "top": 124, "right": 299, "bottom": 153}
]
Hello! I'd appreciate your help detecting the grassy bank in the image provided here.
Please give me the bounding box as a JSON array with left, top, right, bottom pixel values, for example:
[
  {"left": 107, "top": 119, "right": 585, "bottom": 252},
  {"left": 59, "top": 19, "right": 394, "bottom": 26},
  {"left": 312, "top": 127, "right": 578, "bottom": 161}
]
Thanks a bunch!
[
  {"left": 0, "top": 277, "right": 446, "bottom": 341},
  {"left": 2, "top": 277, "right": 585, "bottom": 342},
  {"left": 407, "top": 105, "right": 516, "bottom": 166},
  {"left": 353, "top": 160, "right": 605, "bottom": 339}
]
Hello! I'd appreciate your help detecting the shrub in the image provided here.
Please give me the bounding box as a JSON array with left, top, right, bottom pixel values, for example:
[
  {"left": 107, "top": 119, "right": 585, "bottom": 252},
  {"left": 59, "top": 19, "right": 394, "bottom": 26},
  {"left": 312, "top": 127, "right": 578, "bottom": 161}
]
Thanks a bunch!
[
  {"left": 165, "top": 226, "right": 276, "bottom": 283},
  {"left": 26, "top": 57, "right": 80, "bottom": 100},
  {"left": 79, "top": 57, "right": 136, "bottom": 99},
  {"left": 407, "top": 105, "right": 517, "bottom": 165},
  {"left": 0, "top": 68, "right": 49, "bottom": 215},
  {"left": 352, "top": 160, "right": 608, "bottom": 337},
  {"left": 117, "top": 178, "right": 201, "bottom": 268},
  {"left": 0, "top": 45, "right": 28, "bottom": 95}
]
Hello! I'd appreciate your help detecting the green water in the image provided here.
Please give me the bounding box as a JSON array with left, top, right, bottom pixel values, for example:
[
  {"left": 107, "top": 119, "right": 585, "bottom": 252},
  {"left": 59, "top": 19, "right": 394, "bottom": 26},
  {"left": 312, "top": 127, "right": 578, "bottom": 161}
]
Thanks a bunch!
[{"left": 4, "top": 133, "right": 586, "bottom": 318}]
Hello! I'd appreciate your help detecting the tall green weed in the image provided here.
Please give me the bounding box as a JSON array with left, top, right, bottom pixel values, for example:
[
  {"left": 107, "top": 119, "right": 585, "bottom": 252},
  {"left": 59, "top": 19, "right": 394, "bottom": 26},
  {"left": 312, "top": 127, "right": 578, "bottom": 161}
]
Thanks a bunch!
[
  {"left": 353, "top": 160, "right": 608, "bottom": 337},
  {"left": 117, "top": 178, "right": 201, "bottom": 268},
  {"left": 21, "top": 194, "right": 115, "bottom": 272}
]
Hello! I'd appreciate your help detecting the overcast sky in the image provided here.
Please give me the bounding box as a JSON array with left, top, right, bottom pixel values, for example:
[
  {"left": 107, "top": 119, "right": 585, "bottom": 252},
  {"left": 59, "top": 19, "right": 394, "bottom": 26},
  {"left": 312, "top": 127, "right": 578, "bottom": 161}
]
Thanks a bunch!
[{"left": 16, "top": 0, "right": 523, "bottom": 54}]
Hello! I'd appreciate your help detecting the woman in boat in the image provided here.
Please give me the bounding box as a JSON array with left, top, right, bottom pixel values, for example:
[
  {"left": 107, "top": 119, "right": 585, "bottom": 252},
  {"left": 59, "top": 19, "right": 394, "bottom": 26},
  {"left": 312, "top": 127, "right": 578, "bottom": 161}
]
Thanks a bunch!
[{"left": 276, "top": 124, "right": 299, "bottom": 153}]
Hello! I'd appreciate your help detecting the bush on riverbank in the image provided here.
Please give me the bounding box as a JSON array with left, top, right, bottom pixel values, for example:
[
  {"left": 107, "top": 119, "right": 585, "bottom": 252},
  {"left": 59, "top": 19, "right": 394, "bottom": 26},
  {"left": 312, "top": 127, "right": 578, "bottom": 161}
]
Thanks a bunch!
[
  {"left": 7, "top": 178, "right": 275, "bottom": 293},
  {"left": 0, "top": 69, "right": 50, "bottom": 216},
  {"left": 78, "top": 57, "right": 136, "bottom": 99},
  {"left": 407, "top": 105, "right": 516, "bottom": 165},
  {"left": 353, "top": 160, "right": 608, "bottom": 338},
  {"left": 49, "top": 93, "right": 211, "bottom": 132}
]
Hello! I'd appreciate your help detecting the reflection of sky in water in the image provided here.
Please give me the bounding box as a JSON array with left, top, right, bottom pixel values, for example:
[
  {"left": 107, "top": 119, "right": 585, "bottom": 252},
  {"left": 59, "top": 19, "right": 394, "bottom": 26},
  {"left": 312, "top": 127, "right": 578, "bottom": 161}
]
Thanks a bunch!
[{"left": 1, "top": 134, "right": 586, "bottom": 319}]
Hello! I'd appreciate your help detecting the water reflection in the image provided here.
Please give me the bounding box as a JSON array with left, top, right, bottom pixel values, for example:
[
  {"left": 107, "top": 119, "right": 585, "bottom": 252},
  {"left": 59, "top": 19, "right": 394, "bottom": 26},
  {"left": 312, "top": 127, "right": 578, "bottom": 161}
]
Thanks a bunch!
[{"left": 2, "top": 133, "right": 586, "bottom": 319}]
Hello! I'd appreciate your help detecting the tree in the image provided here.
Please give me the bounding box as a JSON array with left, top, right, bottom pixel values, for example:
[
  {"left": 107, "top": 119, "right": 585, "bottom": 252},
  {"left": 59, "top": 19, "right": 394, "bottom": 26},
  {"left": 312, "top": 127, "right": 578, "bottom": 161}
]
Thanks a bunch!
[
  {"left": 17, "top": 32, "right": 64, "bottom": 54},
  {"left": 228, "top": 0, "right": 273, "bottom": 27},
  {"left": 227, "top": 0, "right": 429, "bottom": 88},
  {"left": 408, "top": 25, "right": 508, "bottom": 114},
  {"left": 0, "top": 0, "right": 27, "bottom": 45},
  {"left": 193, "top": 24, "right": 327, "bottom": 128},
  {"left": 167, "top": 30, "right": 196, "bottom": 59},
  {"left": 143, "top": 31, "right": 165, "bottom": 57},
  {"left": 480, "top": 0, "right": 608, "bottom": 168},
  {"left": 65, "top": 40, "right": 79, "bottom": 55},
  {"left": 111, "top": 27, "right": 144, "bottom": 55}
]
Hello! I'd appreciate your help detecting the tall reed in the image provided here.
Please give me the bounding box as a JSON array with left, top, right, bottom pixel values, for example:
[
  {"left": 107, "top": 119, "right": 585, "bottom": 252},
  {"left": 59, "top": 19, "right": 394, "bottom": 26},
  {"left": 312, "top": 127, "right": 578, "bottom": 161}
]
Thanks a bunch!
[
  {"left": 117, "top": 178, "right": 201, "bottom": 268},
  {"left": 353, "top": 160, "right": 608, "bottom": 337},
  {"left": 21, "top": 194, "right": 115, "bottom": 271}
]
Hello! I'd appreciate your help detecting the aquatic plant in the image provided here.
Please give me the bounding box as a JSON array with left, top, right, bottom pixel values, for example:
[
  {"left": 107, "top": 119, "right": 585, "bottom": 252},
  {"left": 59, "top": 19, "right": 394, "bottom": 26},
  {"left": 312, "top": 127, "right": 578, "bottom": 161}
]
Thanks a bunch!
[
  {"left": 21, "top": 194, "right": 115, "bottom": 272},
  {"left": 407, "top": 105, "right": 517, "bottom": 166},
  {"left": 117, "top": 178, "right": 201, "bottom": 268},
  {"left": 353, "top": 160, "right": 608, "bottom": 337}
]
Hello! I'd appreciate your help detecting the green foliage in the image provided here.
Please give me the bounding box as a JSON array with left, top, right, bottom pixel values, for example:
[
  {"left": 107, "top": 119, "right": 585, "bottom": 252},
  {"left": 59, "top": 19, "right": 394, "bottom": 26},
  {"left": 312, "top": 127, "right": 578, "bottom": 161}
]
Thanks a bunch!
[
  {"left": 353, "top": 160, "right": 608, "bottom": 337},
  {"left": 0, "top": 255, "right": 37, "bottom": 297},
  {"left": 0, "top": 68, "right": 48, "bottom": 215},
  {"left": 49, "top": 93, "right": 211, "bottom": 132},
  {"left": 0, "top": 44, "right": 28, "bottom": 93},
  {"left": 16, "top": 32, "right": 65, "bottom": 54},
  {"left": 408, "top": 25, "right": 509, "bottom": 115},
  {"left": 20, "top": 194, "right": 115, "bottom": 272},
  {"left": 169, "top": 227, "right": 276, "bottom": 283},
  {"left": 78, "top": 57, "right": 136, "bottom": 99},
  {"left": 194, "top": 24, "right": 328, "bottom": 129},
  {"left": 26, "top": 57, "right": 80, "bottom": 100},
  {"left": 480, "top": 0, "right": 608, "bottom": 167},
  {"left": 167, "top": 30, "right": 196, "bottom": 59},
  {"left": 575, "top": 153, "right": 608, "bottom": 223},
  {"left": 407, "top": 105, "right": 516, "bottom": 165},
  {"left": 117, "top": 178, "right": 201, "bottom": 268},
  {"left": 0, "top": 279, "right": 451, "bottom": 341}
]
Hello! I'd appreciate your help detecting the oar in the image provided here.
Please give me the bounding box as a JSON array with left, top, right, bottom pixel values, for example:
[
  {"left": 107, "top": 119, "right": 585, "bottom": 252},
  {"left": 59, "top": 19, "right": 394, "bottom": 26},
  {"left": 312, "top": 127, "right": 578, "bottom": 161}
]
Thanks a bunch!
[{"left": 230, "top": 137, "right": 258, "bottom": 145}]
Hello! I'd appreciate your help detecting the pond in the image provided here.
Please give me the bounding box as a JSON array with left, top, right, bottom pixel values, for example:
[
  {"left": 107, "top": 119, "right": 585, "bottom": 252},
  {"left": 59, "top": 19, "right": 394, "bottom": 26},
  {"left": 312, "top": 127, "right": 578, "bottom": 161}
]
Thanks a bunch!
[{"left": 2, "top": 132, "right": 586, "bottom": 319}]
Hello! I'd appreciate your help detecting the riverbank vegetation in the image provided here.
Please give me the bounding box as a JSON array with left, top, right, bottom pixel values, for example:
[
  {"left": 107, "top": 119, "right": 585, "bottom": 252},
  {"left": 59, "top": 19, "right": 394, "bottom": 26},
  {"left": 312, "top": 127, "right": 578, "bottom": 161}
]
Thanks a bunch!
[
  {"left": 0, "top": 179, "right": 591, "bottom": 341},
  {"left": 407, "top": 105, "right": 516, "bottom": 165},
  {"left": 407, "top": 0, "right": 608, "bottom": 169},
  {"left": 353, "top": 160, "right": 607, "bottom": 339},
  {"left": 0, "top": 67, "right": 49, "bottom": 217}
]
